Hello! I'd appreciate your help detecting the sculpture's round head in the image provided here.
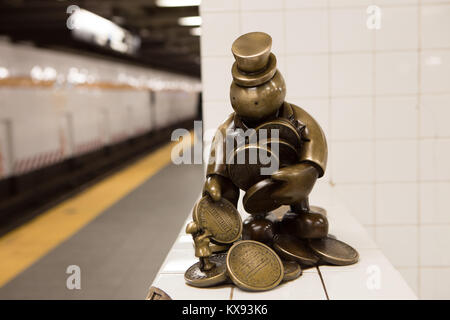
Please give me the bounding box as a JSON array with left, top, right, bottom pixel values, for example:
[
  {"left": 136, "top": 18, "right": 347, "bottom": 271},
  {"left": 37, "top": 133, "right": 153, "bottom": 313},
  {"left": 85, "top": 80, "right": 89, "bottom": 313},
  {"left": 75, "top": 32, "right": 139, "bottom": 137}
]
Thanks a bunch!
[
  {"left": 230, "top": 71, "right": 286, "bottom": 122},
  {"left": 230, "top": 32, "right": 286, "bottom": 123}
]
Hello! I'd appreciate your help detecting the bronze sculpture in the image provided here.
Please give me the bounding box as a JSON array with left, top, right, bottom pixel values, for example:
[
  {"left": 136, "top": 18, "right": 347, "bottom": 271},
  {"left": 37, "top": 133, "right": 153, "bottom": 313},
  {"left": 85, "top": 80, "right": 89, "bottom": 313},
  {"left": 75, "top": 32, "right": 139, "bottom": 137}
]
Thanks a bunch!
[{"left": 184, "top": 32, "right": 358, "bottom": 292}]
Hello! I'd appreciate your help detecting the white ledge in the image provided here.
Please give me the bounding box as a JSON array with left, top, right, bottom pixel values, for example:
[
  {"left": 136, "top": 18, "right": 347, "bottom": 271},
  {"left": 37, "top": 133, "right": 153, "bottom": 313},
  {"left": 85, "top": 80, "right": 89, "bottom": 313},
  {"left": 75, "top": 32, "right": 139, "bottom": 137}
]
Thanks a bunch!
[{"left": 151, "top": 184, "right": 417, "bottom": 300}]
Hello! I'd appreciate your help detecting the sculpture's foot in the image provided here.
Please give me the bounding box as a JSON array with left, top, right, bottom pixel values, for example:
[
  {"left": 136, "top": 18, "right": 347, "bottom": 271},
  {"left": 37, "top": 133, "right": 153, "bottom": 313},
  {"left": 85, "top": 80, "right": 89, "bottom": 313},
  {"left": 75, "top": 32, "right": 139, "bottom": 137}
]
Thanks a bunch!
[
  {"left": 242, "top": 213, "right": 276, "bottom": 246},
  {"left": 200, "top": 258, "right": 216, "bottom": 271},
  {"left": 280, "top": 210, "right": 328, "bottom": 239}
]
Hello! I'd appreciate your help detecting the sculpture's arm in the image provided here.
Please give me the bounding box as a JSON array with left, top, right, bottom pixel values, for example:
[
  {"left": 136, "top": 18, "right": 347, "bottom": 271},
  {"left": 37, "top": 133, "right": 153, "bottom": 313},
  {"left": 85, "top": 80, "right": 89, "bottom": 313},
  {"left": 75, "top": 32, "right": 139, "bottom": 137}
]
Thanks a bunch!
[
  {"left": 270, "top": 104, "right": 328, "bottom": 205},
  {"left": 291, "top": 103, "right": 327, "bottom": 178},
  {"left": 203, "top": 114, "right": 240, "bottom": 206}
]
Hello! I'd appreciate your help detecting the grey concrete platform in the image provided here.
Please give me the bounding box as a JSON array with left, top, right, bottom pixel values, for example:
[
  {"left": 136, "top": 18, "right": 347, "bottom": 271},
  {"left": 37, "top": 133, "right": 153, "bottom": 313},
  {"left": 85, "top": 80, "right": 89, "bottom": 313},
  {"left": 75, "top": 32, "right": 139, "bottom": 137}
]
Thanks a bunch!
[{"left": 0, "top": 163, "right": 204, "bottom": 299}]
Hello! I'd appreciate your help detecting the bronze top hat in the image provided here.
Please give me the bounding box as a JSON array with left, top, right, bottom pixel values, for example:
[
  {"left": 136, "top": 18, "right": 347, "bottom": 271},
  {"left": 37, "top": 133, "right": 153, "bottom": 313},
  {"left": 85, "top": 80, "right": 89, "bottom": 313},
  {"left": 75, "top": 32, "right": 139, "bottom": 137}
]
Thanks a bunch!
[{"left": 231, "top": 32, "right": 278, "bottom": 87}]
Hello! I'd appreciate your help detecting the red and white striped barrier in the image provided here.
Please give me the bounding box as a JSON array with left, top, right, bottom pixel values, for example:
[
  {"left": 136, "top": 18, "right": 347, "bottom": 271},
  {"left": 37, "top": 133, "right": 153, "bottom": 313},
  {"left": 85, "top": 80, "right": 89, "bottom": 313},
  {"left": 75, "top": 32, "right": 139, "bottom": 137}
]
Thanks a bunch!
[
  {"left": 73, "top": 138, "right": 103, "bottom": 156},
  {"left": 13, "top": 149, "right": 64, "bottom": 175}
]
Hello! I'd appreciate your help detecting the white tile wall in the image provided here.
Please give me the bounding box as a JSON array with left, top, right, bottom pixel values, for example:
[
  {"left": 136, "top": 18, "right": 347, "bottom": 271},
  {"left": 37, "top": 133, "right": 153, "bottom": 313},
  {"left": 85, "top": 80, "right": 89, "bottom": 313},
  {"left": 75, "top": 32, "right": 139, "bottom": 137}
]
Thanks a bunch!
[
  {"left": 421, "top": 5, "right": 450, "bottom": 49},
  {"left": 200, "top": 12, "right": 240, "bottom": 57},
  {"left": 286, "top": 55, "right": 329, "bottom": 98},
  {"left": 420, "top": 94, "right": 450, "bottom": 138},
  {"left": 286, "top": 10, "right": 329, "bottom": 53},
  {"left": 375, "top": 52, "right": 418, "bottom": 95},
  {"left": 240, "top": 11, "right": 285, "bottom": 56},
  {"left": 419, "top": 139, "right": 450, "bottom": 181},
  {"left": 420, "top": 268, "right": 450, "bottom": 300},
  {"left": 375, "top": 182, "right": 418, "bottom": 225},
  {"left": 420, "top": 182, "right": 450, "bottom": 224},
  {"left": 375, "top": 140, "right": 417, "bottom": 182},
  {"left": 330, "top": 8, "right": 374, "bottom": 52},
  {"left": 375, "top": 6, "right": 418, "bottom": 51},
  {"left": 375, "top": 96, "right": 418, "bottom": 139},
  {"left": 331, "top": 53, "right": 373, "bottom": 96},
  {"left": 200, "top": 0, "right": 450, "bottom": 298},
  {"left": 375, "top": 225, "right": 418, "bottom": 267},
  {"left": 398, "top": 267, "right": 419, "bottom": 294},
  {"left": 331, "top": 141, "right": 375, "bottom": 183},
  {"left": 421, "top": 50, "right": 450, "bottom": 93},
  {"left": 331, "top": 97, "right": 373, "bottom": 140},
  {"left": 420, "top": 225, "right": 450, "bottom": 267}
]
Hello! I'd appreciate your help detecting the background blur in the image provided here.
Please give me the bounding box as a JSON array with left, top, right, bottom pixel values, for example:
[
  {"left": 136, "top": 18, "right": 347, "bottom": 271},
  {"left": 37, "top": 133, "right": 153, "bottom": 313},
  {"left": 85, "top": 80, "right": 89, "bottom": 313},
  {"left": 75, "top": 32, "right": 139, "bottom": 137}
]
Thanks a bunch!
[
  {"left": 200, "top": 0, "right": 450, "bottom": 299},
  {"left": 0, "top": 0, "right": 448, "bottom": 300}
]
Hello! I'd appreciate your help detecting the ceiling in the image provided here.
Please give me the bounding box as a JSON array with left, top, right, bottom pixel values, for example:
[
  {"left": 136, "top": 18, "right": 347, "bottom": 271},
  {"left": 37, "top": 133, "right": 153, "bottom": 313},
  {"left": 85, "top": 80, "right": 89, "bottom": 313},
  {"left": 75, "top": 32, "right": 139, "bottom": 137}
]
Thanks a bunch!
[{"left": 0, "top": 0, "right": 201, "bottom": 77}]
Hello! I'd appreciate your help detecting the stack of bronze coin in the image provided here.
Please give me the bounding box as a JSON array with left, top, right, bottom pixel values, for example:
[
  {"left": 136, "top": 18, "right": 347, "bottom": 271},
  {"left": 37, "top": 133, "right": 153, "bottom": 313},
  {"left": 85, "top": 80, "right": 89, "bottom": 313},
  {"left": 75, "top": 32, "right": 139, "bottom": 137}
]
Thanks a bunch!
[
  {"left": 227, "top": 118, "right": 303, "bottom": 215},
  {"left": 185, "top": 197, "right": 359, "bottom": 291}
]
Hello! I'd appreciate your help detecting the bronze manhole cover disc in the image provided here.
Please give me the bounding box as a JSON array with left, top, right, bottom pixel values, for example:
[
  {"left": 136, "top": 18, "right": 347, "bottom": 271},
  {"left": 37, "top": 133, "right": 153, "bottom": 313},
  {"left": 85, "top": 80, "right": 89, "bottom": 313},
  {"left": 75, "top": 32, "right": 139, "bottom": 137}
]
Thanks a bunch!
[
  {"left": 243, "top": 178, "right": 282, "bottom": 214},
  {"left": 273, "top": 234, "right": 319, "bottom": 266},
  {"left": 253, "top": 118, "right": 302, "bottom": 150},
  {"left": 184, "top": 253, "right": 228, "bottom": 288},
  {"left": 308, "top": 237, "right": 359, "bottom": 266},
  {"left": 227, "top": 144, "right": 280, "bottom": 191},
  {"left": 282, "top": 260, "right": 302, "bottom": 282},
  {"left": 194, "top": 196, "right": 242, "bottom": 244},
  {"left": 226, "top": 240, "right": 283, "bottom": 291}
]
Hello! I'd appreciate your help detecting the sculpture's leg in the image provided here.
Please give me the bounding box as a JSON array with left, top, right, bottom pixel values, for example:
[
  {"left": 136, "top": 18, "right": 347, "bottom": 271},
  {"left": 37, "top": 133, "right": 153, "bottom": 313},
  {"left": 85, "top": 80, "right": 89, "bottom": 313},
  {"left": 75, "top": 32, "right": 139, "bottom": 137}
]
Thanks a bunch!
[
  {"left": 280, "top": 198, "right": 329, "bottom": 239},
  {"left": 242, "top": 212, "right": 275, "bottom": 246},
  {"left": 200, "top": 257, "right": 216, "bottom": 271}
]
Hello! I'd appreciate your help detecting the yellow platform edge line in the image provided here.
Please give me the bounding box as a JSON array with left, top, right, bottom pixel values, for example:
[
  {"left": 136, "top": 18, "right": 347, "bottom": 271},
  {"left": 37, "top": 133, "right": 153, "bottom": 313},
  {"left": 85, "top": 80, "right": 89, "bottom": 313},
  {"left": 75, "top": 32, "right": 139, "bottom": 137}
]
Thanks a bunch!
[{"left": 0, "top": 131, "right": 194, "bottom": 287}]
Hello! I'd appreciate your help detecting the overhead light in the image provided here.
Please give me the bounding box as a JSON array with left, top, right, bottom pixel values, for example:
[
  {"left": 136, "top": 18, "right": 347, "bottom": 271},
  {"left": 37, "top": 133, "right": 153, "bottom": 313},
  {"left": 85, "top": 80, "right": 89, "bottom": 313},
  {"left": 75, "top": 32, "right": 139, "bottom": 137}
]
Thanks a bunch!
[
  {"left": 156, "top": 0, "right": 201, "bottom": 7},
  {"left": 67, "top": 7, "right": 140, "bottom": 54},
  {"left": 0, "top": 67, "right": 10, "bottom": 79},
  {"left": 178, "top": 16, "right": 202, "bottom": 26},
  {"left": 190, "top": 27, "right": 201, "bottom": 36}
]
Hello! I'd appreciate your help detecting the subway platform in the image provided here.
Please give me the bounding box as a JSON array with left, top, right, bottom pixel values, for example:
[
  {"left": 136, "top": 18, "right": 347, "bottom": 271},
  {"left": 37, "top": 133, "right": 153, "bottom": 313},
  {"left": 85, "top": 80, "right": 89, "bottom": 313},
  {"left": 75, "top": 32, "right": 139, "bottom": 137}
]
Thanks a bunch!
[{"left": 0, "top": 143, "right": 203, "bottom": 299}]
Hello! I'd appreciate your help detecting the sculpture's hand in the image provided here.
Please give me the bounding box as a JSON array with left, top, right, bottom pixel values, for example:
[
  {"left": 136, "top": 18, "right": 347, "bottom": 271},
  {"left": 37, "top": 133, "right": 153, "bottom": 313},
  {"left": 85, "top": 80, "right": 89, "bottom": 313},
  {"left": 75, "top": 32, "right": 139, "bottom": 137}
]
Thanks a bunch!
[
  {"left": 202, "top": 175, "right": 222, "bottom": 201},
  {"left": 270, "top": 163, "right": 319, "bottom": 205}
]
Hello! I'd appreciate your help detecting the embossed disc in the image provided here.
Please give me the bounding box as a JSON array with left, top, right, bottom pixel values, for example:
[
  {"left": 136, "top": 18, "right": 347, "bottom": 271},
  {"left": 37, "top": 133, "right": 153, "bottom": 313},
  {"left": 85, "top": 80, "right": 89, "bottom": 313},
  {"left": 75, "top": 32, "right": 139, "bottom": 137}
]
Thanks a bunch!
[
  {"left": 282, "top": 260, "right": 302, "bottom": 282},
  {"left": 308, "top": 237, "right": 359, "bottom": 266},
  {"left": 253, "top": 118, "right": 302, "bottom": 150},
  {"left": 243, "top": 178, "right": 283, "bottom": 214},
  {"left": 259, "top": 138, "right": 299, "bottom": 167},
  {"left": 194, "top": 196, "right": 242, "bottom": 244},
  {"left": 273, "top": 234, "right": 319, "bottom": 266},
  {"left": 226, "top": 240, "right": 284, "bottom": 291},
  {"left": 227, "top": 144, "right": 280, "bottom": 191},
  {"left": 184, "top": 253, "right": 228, "bottom": 288}
]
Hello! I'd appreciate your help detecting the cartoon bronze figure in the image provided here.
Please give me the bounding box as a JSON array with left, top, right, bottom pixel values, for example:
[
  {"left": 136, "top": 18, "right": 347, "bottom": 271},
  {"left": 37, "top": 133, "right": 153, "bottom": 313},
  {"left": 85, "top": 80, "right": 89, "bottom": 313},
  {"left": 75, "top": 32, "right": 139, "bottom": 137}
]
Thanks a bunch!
[
  {"left": 184, "top": 32, "right": 358, "bottom": 292},
  {"left": 206, "top": 31, "right": 328, "bottom": 240}
]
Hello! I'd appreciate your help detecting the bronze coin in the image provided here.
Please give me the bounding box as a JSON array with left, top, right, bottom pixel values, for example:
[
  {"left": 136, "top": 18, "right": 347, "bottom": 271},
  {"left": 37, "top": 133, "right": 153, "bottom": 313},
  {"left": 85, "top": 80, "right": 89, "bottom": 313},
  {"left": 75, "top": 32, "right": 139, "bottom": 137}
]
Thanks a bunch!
[
  {"left": 308, "top": 237, "right": 359, "bottom": 266},
  {"left": 184, "top": 253, "right": 228, "bottom": 288},
  {"left": 243, "top": 178, "right": 283, "bottom": 214},
  {"left": 273, "top": 234, "right": 319, "bottom": 266},
  {"left": 259, "top": 138, "right": 299, "bottom": 167},
  {"left": 282, "top": 260, "right": 302, "bottom": 282},
  {"left": 194, "top": 196, "right": 242, "bottom": 244},
  {"left": 226, "top": 240, "right": 284, "bottom": 291},
  {"left": 145, "top": 286, "right": 172, "bottom": 300},
  {"left": 253, "top": 118, "right": 302, "bottom": 150},
  {"left": 227, "top": 144, "right": 280, "bottom": 191}
]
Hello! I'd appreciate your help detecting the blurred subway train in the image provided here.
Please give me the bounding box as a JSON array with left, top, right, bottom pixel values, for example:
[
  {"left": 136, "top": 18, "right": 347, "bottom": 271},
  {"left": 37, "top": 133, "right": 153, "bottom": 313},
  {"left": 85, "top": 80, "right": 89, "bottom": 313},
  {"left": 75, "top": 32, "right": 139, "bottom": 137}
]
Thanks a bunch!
[{"left": 0, "top": 39, "right": 201, "bottom": 225}]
